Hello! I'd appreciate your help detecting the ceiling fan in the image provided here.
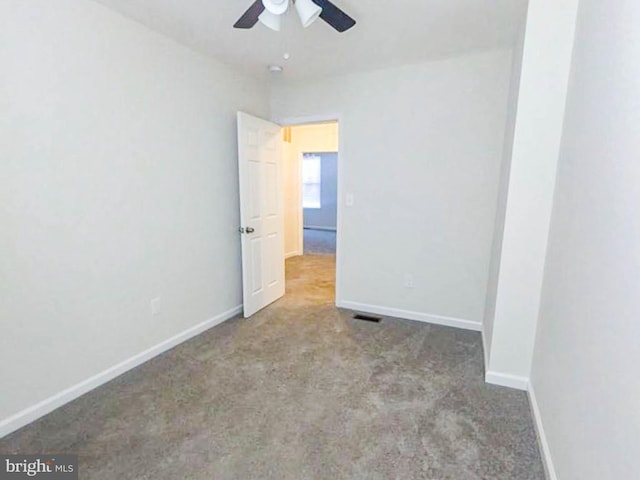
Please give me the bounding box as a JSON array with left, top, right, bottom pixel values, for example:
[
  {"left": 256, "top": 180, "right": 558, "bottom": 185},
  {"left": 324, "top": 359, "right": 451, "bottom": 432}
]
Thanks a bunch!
[{"left": 234, "top": 0, "right": 356, "bottom": 33}]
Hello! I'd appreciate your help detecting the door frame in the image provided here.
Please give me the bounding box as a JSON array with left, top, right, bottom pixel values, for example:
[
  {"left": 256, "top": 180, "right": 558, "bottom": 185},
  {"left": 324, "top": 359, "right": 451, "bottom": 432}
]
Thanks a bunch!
[{"left": 278, "top": 113, "right": 345, "bottom": 307}]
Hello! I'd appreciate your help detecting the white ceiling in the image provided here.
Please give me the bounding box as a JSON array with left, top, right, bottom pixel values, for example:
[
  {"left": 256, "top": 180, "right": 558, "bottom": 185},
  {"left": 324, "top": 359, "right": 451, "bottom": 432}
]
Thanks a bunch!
[{"left": 93, "top": 0, "right": 528, "bottom": 80}]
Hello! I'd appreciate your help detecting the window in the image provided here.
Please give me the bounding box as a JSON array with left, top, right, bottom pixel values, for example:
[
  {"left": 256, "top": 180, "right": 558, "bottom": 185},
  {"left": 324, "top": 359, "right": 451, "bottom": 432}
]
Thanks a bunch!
[{"left": 302, "top": 154, "right": 321, "bottom": 209}]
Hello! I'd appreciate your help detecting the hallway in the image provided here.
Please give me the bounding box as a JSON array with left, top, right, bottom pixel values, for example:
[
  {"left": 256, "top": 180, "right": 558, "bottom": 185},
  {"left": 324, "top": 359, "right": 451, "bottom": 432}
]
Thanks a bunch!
[
  {"left": 303, "top": 228, "right": 337, "bottom": 256},
  {"left": 1, "top": 255, "right": 544, "bottom": 479}
]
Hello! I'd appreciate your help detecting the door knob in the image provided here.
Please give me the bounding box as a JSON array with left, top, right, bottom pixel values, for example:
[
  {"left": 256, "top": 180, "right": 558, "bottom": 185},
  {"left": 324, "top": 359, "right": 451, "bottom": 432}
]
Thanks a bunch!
[{"left": 246, "top": 227, "right": 255, "bottom": 233}]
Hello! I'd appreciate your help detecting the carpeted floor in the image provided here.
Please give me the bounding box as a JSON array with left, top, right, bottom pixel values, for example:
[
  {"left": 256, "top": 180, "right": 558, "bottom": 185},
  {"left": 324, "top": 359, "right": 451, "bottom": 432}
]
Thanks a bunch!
[
  {"left": 0, "top": 255, "right": 545, "bottom": 479},
  {"left": 303, "top": 228, "right": 336, "bottom": 255}
]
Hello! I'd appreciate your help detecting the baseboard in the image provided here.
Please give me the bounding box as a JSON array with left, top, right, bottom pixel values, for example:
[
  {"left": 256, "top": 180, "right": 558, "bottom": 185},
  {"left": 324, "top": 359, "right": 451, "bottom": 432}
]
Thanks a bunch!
[
  {"left": 303, "top": 226, "right": 337, "bottom": 232},
  {"left": 0, "top": 305, "right": 242, "bottom": 439},
  {"left": 285, "top": 250, "right": 301, "bottom": 259},
  {"left": 528, "top": 384, "right": 558, "bottom": 480},
  {"left": 485, "top": 371, "right": 529, "bottom": 391},
  {"left": 338, "top": 301, "right": 482, "bottom": 332}
]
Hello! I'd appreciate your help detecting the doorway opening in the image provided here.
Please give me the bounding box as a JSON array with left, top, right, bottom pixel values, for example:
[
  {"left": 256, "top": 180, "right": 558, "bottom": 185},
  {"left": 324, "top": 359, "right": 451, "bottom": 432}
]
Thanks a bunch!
[
  {"left": 282, "top": 121, "right": 340, "bottom": 299},
  {"left": 301, "top": 152, "right": 337, "bottom": 255},
  {"left": 236, "top": 112, "right": 341, "bottom": 318}
]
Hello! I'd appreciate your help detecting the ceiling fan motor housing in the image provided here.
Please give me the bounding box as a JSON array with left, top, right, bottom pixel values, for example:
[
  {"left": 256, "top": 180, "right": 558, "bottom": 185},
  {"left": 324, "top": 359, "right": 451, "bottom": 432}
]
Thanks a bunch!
[{"left": 262, "top": 0, "right": 289, "bottom": 15}]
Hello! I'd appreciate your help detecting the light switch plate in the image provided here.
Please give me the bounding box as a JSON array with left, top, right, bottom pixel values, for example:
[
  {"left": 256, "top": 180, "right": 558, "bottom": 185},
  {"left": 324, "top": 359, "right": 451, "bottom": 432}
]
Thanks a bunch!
[
  {"left": 151, "top": 297, "right": 161, "bottom": 316},
  {"left": 345, "top": 193, "right": 355, "bottom": 207}
]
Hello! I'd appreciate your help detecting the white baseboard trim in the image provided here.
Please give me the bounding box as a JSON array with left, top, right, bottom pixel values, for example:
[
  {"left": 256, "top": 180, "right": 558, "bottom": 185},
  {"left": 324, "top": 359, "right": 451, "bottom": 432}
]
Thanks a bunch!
[
  {"left": 338, "top": 301, "right": 482, "bottom": 332},
  {"left": 303, "top": 226, "right": 337, "bottom": 232},
  {"left": 0, "top": 305, "right": 242, "bottom": 439},
  {"left": 485, "top": 371, "right": 529, "bottom": 391},
  {"left": 285, "top": 250, "right": 301, "bottom": 259},
  {"left": 528, "top": 384, "right": 558, "bottom": 480}
]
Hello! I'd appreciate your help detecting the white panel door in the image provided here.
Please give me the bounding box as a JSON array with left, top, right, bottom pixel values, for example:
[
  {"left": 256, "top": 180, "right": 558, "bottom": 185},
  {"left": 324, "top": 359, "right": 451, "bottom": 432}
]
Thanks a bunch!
[{"left": 237, "top": 112, "right": 285, "bottom": 318}]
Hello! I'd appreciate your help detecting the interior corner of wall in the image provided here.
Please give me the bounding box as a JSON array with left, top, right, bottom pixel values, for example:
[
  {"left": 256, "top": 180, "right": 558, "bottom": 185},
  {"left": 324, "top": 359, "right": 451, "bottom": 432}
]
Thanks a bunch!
[{"left": 481, "top": 325, "right": 491, "bottom": 371}]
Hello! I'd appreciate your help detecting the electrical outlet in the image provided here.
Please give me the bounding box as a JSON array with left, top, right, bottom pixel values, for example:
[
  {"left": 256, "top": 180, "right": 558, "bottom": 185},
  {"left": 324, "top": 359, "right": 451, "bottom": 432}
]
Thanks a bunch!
[
  {"left": 404, "top": 274, "right": 414, "bottom": 289},
  {"left": 150, "top": 297, "right": 161, "bottom": 316}
]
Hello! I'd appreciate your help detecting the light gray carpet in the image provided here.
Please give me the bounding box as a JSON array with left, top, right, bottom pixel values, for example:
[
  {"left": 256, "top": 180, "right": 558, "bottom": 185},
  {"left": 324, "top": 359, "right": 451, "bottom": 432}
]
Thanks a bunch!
[
  {"left": 0, "top": 255, "right": 544, "bottom": 479},
  {"left": 303, "top": 228, "right": 336, "bottom": 255}
]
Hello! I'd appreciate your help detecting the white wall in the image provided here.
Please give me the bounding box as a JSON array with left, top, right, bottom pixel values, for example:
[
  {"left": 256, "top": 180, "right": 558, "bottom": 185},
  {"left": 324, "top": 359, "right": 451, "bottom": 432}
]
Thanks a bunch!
[
  {"left": 0, "top": 0, "right": 268, "bottom": 426},
  {"left": 483, "top": 19, "right": 526, "bottom": 363},
  {"left": 484, "top": 0, "right": 580, "bottom": 386},
  {"left": 272, "top": 50, "right": 513, "bottom": 327},
  {"left": 531, "top": 0, "right": 640, "bottom": 478}
]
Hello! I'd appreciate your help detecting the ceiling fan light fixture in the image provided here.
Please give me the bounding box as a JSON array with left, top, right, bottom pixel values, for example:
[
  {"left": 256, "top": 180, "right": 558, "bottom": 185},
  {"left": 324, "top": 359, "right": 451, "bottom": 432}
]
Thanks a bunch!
[
  {"left": 258, "top": 9, "right": 282, "bottom": 31},
  {"left": 262, "top": 0, "right": 289, "bottom": 15},
  {"left": 233, "top": 0, "right": 355, "bottom": 33},
  {"left": 294, "top": 0, "right": 322, "bottom": 28}
]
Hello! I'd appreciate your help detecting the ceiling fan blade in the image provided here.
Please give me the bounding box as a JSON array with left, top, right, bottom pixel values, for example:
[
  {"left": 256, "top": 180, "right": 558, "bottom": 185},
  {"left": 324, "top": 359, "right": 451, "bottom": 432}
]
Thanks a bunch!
[
  {"left": 312, "top": 0, "right": 356, "bottom": 32},
  {"left": 234, "top": 0, "right": 265, "bottom": 29}
]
